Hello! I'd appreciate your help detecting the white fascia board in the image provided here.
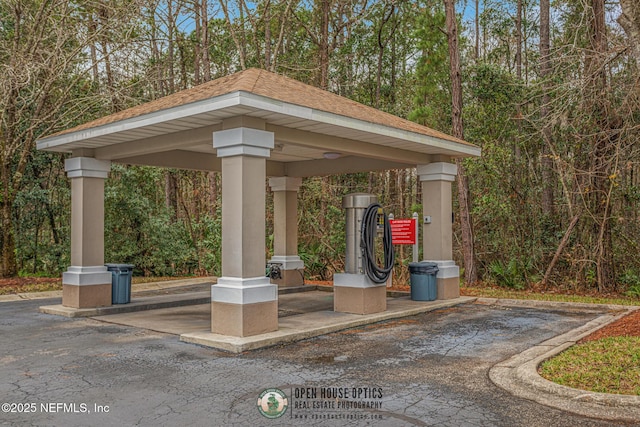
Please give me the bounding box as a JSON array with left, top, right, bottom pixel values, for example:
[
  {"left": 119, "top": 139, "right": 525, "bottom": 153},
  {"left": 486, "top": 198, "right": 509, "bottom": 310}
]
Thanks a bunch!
[
  {"left": 36, "top": 92, "right": 244, "bottom": 151},
  {"left": 237, "top": 91, "right": 314, "bottom": 120},
  {"left": 237, "top": 92, "right": 481, "bottom": 158}
]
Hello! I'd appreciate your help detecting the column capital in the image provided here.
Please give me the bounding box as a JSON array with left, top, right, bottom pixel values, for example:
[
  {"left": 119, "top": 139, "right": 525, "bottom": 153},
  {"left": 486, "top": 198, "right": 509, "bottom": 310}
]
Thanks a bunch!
[
  {"left": 65, "top": 157, "right": 111, "bottom": 179},
  {"left": 417, "top": 162, "right": 458, "bottom": 182},
  {"left": 213, "top": 127, "right": 274, "bottom": 158},
  {"left": 269, "top": 176, "right": 302, "bottom": 192}
]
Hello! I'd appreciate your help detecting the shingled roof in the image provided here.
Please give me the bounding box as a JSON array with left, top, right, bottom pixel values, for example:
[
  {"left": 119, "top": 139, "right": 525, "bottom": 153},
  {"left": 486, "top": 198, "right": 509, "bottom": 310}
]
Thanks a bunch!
[{"left": 47, "top": 68, "right": 473, "bottom": 147}]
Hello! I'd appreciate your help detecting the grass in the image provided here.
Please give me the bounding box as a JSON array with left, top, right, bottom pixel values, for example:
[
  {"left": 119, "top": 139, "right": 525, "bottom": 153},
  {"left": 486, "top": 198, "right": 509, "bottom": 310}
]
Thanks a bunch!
[{"left": 538, "top": 337, "right": 640, "bottom": 396}]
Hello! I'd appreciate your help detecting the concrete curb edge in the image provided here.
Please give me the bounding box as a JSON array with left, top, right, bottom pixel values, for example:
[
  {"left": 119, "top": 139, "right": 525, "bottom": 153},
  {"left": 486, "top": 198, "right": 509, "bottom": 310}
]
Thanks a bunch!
[{"left": 487, "top": 299, "right": 640, "bottom": 422}]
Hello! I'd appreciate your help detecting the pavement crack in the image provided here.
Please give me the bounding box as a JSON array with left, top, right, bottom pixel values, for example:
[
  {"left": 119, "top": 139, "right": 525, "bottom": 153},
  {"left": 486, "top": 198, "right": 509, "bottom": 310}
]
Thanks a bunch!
[{"left": 443, "top": 328, "right": 481, "bottom": 357}]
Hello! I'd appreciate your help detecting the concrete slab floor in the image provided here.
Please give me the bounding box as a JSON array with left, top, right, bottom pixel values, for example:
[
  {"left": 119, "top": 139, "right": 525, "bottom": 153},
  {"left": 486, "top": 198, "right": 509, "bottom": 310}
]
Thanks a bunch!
[
  {"left": 90, "top": 291, "right": 335, "bottom": 335},
  {"left": 90, "top": 291, "right": 475, "bottom": 353},
  {"left": 37, "top": 283, "right": 317, "bottom": 318}
]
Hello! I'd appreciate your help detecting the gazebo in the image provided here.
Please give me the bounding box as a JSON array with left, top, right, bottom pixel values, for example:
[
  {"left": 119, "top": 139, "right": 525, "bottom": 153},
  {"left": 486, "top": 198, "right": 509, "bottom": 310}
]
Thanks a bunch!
[{"left": 37, "top": 68, "right": 480, "bottom": 338}]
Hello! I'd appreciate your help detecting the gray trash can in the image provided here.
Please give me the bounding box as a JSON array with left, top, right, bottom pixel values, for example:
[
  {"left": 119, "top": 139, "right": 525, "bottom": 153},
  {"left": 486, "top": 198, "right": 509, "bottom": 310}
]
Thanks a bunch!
[
  {"left": 408, "top": 262, "right": 439, "bottom": 301},
  {"left": 105, "top": 264, "right": 134, "bottom": 304}
]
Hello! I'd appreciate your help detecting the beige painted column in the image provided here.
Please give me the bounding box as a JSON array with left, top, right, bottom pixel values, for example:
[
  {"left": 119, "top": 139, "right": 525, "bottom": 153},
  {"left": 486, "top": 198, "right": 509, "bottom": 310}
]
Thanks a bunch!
[
  {"left": 211, "top": 125, "right": 277, "bottom": 337},
  {"left": 417, "top": 162, "right": 460, "bottom": 299},
  {"left": 62, "top": 157, "right": 113, "bottom": 308},
  {"left": 268, "top": 177, "right": 304, "bottom": 287}
]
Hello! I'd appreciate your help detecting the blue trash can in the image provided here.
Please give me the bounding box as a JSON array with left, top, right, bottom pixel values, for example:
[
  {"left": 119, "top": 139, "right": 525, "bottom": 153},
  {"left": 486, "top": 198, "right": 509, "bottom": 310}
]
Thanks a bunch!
[
  {"left": 408, "top": 262, "right": 439, "bottom": 301},
  {"left": 105, "top": 264, "right": 134, "bottom": 304}
]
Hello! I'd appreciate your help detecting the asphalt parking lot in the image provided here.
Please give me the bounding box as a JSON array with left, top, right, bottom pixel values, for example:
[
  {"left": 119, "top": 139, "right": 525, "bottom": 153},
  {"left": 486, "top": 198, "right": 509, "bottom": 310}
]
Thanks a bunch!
[{"left": 0, "top": 297, "right": 632, "bottom": 426}]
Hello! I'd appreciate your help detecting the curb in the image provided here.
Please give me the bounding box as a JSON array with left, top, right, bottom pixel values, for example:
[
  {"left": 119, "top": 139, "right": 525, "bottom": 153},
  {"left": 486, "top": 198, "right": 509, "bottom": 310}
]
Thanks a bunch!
[{"left": 486, "top": 299, "right": 640, "bottom": 423}]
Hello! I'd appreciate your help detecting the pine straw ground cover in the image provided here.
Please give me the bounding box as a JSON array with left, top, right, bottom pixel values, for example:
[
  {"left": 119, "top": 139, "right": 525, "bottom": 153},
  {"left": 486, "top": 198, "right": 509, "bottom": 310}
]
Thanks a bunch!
[{"left": 0, "top": 276, "right": 186, "bottom": 295}]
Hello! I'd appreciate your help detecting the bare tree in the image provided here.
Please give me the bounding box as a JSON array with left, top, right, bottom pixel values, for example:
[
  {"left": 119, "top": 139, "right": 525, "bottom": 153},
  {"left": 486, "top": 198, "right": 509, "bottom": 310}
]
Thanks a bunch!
[
  {"left": 375, "top": 2, "right": 398, "bottom": 108},
  {"left": 295, "top": 0, "right": 368, "bottom": 89},
  {"left": 221, "top": 0, "right": 297, "bottom": 72},
  {"left": 474, "top": 0, "right": 480, "bottom": 60},
  {"left": 0, "top": 0, "right": 139, "bottom": 277},
  {"left": 587, "top": 0, "right": 616, "bottom": 290},
  {"left": 540, "top": 0, "right": 554, "bottom": 217}
]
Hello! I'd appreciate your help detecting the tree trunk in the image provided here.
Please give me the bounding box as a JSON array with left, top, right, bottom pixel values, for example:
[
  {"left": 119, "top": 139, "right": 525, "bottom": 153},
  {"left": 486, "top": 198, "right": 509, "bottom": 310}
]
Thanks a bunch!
[
  {"left": 88, "top": 16, "right": 99, "bottom": 82},
  {"left": 208, "top": 171, "right": 218, "bottom": 216},
  {"left": 194, "top": 1, "right": 201, "bottom": 84},
  {"left": 588, "top": 0, "right": 615, "bottom": 291},
  {"left": 540, "top": 0, "right": 554, "bottom": 217},
  {"left": 0, "top": 160, "right": 17, "bottom": 277},
  {"left": 618, "top": 0, "right": 640, "bottom": 66},
  {"left": 221, "top": 0, "right": 247, "bottom": 70},
  {"left": 515, "top": 0, "right": 522, "bottom": 80},
  {"left": 201, "top": 0, "right": 210, "bottom": 82},
  {"left": 264, "top": 0, "right": 272, "bottom": 70},
  {"left": 445, "top": 0, "right": 477, "bottom": 284},
  {"left": 150, "top": 9, "right": 163, "bottom": 97},
  {"left": 376, "top": 4, "right": 395, "bottom": 108},
  {"left": 271, "top": 0, "right": 295, "bottom": 72},
  {"left": 541, "top": 213, "right": 579, "bottom": 288},
  {"left": 165, "top": 170, "right": 178, "bottom": 221},
  {"left": 319, "top": 0, "right": 330, "bottom": 89},
  {"left": 1, "top": 203, "right": 17, "bottom": 278},
  {"left": 98, "top": 5, "right": 119, "bottom": 111},
  {"left": 168, "top": 0, "right": 176, "bottom": 92},
  {"left": 475, "top": 0, "right": 480, "bottom": 60}
]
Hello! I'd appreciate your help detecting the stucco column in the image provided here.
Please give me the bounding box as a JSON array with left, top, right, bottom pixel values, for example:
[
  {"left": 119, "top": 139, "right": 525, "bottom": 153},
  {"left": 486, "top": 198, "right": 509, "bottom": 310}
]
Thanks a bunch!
[
  {"left": 268, "top": 177, "right": 304, "bottom": 287},
  {"left": 62, "top": 157, "right": 113, "bottom": 308},
  {"left": 211, "top": 126, "right": 277, "bottom": 337},
  {"left": 417, "top": 162, "right": 460, "bottom": 299}
]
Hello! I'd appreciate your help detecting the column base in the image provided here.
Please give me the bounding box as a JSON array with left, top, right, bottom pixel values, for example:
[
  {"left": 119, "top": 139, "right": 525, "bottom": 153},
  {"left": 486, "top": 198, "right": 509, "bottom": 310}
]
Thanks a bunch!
[
  {"left": 268, "top": 256, "right": 305, "bottom": 287},
  {"left": 424, "top": 260, "right": 460, "bottom": 300},
  {"left": 333, "top": 273, "right": 387, "bottom": 314},
  {"left": 437, "top": 276, "right": 460, "bottom": 300},
  {"left": 271, "top": 269, "right": 305, "bottom": 287},
  {"left": 211, "top": 277, "right": 278, "bottom": 336},
  {"left": 62, "top": 284, "right": 112, "bottom": 309},
  {"left": 62, "top": 266, "right": 112, "bottom": 308},
  {"left": 211, "top": 300, "right": 278, "bottom": 337}
]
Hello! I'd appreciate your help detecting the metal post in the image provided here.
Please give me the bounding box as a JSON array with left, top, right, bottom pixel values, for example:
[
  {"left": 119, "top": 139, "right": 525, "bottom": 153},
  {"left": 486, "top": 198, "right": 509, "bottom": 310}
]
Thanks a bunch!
[
  {"left": 413, "top": 212, "right": 419, "bottom": 263},
  {"left": 342, "top": 193, "right": 378, "bottom": 275}
]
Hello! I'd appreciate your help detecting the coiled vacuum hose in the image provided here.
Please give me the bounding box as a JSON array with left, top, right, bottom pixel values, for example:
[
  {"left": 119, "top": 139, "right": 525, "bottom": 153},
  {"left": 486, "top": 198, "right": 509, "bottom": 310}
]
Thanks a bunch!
[{"left": 360, "top": 203, "right": 395, "bottom": 283}]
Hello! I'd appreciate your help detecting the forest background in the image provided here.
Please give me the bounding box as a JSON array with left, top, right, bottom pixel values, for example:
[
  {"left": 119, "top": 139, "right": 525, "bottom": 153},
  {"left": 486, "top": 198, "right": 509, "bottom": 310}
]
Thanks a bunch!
[{"left": 1, "top": 0, "right": 639, "bottom": 296}]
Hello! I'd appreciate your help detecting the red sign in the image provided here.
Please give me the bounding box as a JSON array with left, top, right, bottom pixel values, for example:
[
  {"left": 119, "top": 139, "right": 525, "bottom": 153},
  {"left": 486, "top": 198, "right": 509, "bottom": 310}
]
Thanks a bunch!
[{"left": 389, "top": 219, "right": 417, "bottom": 245}]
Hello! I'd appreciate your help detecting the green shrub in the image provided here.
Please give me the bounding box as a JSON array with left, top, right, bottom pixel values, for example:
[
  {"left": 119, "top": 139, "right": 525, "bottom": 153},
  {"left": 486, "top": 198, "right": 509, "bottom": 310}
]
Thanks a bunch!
[{"left": 488, "top": 258, "right": 528, "bottom": 290}]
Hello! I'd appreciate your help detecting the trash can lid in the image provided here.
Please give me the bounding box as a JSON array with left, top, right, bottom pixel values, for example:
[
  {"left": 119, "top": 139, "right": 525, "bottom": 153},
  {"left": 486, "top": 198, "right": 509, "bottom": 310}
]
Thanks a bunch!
[
  {"left": 409, "top": 262, "right": 438, "bottom": 268},
  {"left": 105, "top": 263, "right": 135, "bottom": 269},
  {"left": 408, "top": 262, "right": 439, "bottom": 274}
]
